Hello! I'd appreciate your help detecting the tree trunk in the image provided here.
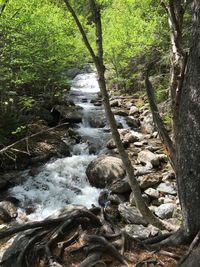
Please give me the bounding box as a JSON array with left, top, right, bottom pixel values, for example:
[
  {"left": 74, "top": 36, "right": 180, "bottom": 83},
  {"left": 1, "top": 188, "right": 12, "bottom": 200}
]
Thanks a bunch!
[
  {"left": 176, "top": 0, "right": 200, "bottom": 238},
  {"left": 64, "top": 0, "right": 170, "bottom": 230}
]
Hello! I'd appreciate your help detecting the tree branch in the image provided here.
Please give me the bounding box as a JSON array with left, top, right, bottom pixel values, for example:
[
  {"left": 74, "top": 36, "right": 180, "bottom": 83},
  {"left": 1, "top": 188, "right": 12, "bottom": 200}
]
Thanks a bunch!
[
  {"left": 63, "top": 0, "right": 97, "bottom": 65},
  {"left": 145, "top": 66, "right": 176, "bottom": 170},
  {"left": 0, "top": 123, "right": 69, "bottom": 155}
]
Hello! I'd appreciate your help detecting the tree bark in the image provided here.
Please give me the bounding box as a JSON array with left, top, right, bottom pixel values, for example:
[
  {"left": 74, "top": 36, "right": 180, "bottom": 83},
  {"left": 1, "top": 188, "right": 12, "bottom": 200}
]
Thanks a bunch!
[{"left": 176, "top": 0, "right": 200, "bottom": 238}]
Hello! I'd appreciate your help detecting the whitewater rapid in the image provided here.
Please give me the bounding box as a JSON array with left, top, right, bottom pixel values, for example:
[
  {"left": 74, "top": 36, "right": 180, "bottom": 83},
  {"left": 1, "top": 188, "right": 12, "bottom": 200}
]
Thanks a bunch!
[{"left": 9, "top": 73, "right": 106, "bottom": 221}]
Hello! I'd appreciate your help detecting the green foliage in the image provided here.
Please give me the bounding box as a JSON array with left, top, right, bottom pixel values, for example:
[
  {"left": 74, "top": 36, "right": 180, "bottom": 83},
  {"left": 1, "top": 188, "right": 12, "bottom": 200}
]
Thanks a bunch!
[
  {"left": 0, "top": 0, "right": 87, "bottom": 141},
  {"left": 162, "top": 112, "right": 172, "bottom": 130},
  {"left": 100, "top": 0, "right": 169, "bottom": 92}
]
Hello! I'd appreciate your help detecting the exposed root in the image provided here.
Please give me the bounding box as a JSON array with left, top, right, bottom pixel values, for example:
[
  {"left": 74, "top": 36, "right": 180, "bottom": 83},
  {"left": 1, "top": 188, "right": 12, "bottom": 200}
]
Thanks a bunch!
[
  {"left": 80, "top": 252, "right": 102, "bottom": 267},
  {"left": 83, "top": 234, "right": 129, "bottom": 265},
  {"left": 0, "top": 206, "right": 186, "bottom": 267},
  {"left": 149, "top": 228, "right": 189, "bottom": 249}
]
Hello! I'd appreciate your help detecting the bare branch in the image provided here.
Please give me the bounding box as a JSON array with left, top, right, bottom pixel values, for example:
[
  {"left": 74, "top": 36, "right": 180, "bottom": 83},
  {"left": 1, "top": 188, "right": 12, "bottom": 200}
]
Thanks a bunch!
[
  {"left": 0, "top": 123, "right": 69, "bottom": 155},
  {"left": 63, "top": 0, "right": 97, "bottom": 65}
]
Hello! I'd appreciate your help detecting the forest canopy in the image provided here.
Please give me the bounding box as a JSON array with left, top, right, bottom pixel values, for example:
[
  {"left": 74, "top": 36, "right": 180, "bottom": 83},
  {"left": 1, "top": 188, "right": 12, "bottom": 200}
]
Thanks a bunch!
[{"left": 0, "top": 0, "right": 170, "bottom": 142}]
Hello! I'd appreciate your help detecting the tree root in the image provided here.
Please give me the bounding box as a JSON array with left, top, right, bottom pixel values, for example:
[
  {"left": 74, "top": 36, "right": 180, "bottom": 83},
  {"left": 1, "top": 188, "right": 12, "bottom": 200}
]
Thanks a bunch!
[
  {"left": 177, "top": 230, "right": 200, "bottom": 266},
  {"left": 148, "top": 227, "right": 189, "bottom": 249},
  {"left": 0, "top": 206, "right": 187, "bottom": 267}
]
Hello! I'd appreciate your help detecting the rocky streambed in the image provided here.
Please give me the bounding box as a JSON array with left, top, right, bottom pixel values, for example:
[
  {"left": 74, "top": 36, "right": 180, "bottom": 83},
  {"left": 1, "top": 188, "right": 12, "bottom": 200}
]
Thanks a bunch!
[{"left": 0, "top": 71, "right": 181, "bottom": 260}]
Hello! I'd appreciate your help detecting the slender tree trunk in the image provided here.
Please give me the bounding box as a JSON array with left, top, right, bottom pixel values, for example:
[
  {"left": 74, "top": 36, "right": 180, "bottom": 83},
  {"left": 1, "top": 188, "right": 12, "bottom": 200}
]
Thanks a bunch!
[
  {"left": 64, "top": 0, "right": 173, "bottom": 230},
  {"left": 176, "top": 0, "right": 200, "bottom": 238},
  {"left": 161, "top": 1, "right": 187, "bottom": 137}
]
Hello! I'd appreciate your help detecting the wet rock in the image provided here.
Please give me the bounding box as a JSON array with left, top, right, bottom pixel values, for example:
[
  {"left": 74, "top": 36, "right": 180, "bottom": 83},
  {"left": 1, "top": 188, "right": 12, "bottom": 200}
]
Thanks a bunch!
[
  {"left": 0, "top": 172, "right": 25, "bottom": 187},
  {"left": 109, "top": 178, "right": 131, "bottom": 194},
  {"left": 118, "top": 202, "right": 148, "bottom": 226},
  {"left": 144, "top": 188, "right": 159, "bottom": 198},
  {"left": 54, "top": 105, "right": 82, "bottom": 123},
  {"left": 126, "top": 117, "right": 140, "bottom": 128},
  {"left": 124, "top": 224, "right": 151, "bottom": 239},
  {"left": 157, "top": 182, "right": 177, "bottom": 195},
  {"left": 129, "top": 106, "right": 139, "bottom": 116},
  {"left": 89, "top": 117, "right": 106, "bottom": 128},
  {"left": 93, "top": 102, "right": 102, "bottom": 106},
  {"left": 155, "top": 203, "right": 176, "bottom": 219},
  {"left": 138, "top": 174, "right": 162, "bottom": 189},
  {"left": 86, "top": 156, "right": 126, "bottom": 188},
  {"left": 113, "top": 109, "right": 128, "bottom": 116},
  {"left": 138, "top": 150, "right": 160, "bottom": 167}
]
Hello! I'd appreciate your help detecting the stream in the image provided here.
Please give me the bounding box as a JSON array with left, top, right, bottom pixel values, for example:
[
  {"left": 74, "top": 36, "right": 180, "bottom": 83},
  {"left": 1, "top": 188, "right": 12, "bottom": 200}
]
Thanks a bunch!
[{"left": 8, "top": 72, "right": 114, "bottom": 221}]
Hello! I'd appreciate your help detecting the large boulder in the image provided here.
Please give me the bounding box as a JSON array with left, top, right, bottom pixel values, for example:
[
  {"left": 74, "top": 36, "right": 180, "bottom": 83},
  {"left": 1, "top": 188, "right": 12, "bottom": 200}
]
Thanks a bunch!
[
  {"left": 54, "top": 105, "right": 82, "bottom": 123},
  {"left": 89, "top": 116, "right": 106, "bottom": 128},
  {"left": 86, "top": 156, "right": 126, "bottom": 188}
]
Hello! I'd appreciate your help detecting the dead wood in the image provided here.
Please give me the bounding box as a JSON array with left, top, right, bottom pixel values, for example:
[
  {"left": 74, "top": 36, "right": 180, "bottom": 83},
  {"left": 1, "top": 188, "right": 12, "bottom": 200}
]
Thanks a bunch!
[{"left": 0, "top": 122, "right": 69, "bottom": 157}]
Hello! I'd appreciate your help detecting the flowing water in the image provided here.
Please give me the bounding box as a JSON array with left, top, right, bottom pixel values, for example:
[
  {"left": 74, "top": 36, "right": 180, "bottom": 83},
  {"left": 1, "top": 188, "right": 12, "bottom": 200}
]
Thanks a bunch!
[
  {"left": 9, "top": 72, "right": 133, "bottom": 221},
  {"left": 9, "top": 72, "right": 110, "bottom": 221}
]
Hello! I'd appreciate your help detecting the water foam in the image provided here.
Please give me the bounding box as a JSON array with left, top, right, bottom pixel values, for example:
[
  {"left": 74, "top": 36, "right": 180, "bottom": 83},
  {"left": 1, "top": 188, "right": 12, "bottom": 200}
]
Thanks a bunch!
[{"left": 10, "top": 155, "right": 99, "bottom": 221}]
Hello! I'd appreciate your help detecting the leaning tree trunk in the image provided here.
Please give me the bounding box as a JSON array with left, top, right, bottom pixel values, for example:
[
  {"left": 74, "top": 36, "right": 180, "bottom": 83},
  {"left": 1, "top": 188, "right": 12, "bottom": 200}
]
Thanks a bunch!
[
  {"left": 63, "top": 0, "right": 174, "bottom": 230},
  {"left": 176, "top": 0, "right": 200, "bottom": 238}
]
